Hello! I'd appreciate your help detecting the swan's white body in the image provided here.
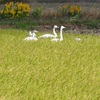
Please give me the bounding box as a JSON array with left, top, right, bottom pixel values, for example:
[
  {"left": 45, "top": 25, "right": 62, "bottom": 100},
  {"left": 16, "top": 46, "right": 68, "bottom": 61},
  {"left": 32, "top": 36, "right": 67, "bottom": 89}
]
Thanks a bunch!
[
  {"left": 51, "top": 26, "right": 65, "bottom": 42},
  {"left": 75, "top": 38, "right": 81, "bottom": 41},
  {"left": 38, "top": 25, "right": 59, "bottom": 38},
  {"left": 24, "top": 30, "right": 38, "bottom": 41}
]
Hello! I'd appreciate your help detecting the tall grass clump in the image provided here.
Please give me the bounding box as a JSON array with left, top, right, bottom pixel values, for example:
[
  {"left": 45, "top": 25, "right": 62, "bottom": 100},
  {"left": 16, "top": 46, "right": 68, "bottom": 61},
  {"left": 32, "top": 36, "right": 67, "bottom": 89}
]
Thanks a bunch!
[
  {"left": 32, "top": 6, "right": 43, "bottom": 23},
  {"left": 58, "top": 3, "right": 70, "bottom": 17}
]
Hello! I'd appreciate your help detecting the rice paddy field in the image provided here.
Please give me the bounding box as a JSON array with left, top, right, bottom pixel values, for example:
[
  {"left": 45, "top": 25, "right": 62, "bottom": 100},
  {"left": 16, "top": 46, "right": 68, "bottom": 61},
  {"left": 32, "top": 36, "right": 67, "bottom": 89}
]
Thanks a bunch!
[{"left": 0, "top": 29, "right": 100, "bottom": 100}]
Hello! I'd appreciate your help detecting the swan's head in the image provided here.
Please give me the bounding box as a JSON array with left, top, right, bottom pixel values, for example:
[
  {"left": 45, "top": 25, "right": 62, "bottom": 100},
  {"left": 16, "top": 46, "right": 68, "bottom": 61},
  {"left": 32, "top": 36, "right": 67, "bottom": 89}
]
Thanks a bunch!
[
  {"left": 54, "top": 25, "right": 59, "bottom": 29},
  {"left": 33, "top": 30, "right": 38, "bottom": 33},
  {"left": 61, "top": 26, "right": 66, "bottom": 29}
]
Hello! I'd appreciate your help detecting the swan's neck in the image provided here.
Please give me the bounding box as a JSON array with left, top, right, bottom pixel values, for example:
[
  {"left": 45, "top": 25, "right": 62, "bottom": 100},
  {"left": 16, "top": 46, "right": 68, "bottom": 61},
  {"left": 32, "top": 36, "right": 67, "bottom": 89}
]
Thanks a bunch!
[
  {"left": 53, "top": 27, "right": 57, "bottom": 37},
  {"left": 60, "top": 28, "right": 63, "bottom": 41},
  {"left": 29, "top": 32, "right": 32, "bottom": 37},
  {"left": 32, "top": 33, "right": 35, "bottom": 37}
]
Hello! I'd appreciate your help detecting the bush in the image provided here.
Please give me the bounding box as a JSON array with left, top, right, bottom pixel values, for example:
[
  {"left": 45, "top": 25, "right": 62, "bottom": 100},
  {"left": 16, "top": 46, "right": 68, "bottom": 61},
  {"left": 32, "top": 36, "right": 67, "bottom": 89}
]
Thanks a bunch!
[
  {"left": 0, "top": 2, "right": 30, "bottom": 19},
  {"left": 58, "top": 3, "right": 70, "bottom": 17},
  {"left": 58, "top": 3, "right": 81, "bottom": 17},
  {"left": 69, "top": 5, "right": 81, "bottom": 17},
  {"left": 32, "top": 6, "right": 43, "bottom": 20}
]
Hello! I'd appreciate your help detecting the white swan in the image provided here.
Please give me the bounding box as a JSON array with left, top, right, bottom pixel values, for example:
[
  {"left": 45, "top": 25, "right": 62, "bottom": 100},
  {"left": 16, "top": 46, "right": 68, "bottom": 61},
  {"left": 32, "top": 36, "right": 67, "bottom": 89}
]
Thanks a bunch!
[
  {"left": 75, "top": 38, "right": 81, "bottom": 41},
  {"left": 38, "top": 25, "right": 59, "bottom": 38},
  {"left": 28, "top": 31, "right": 33, "bottom": 37},
  {"left": 24, "top": 30, "right": 38, "bottom": 41},
  {"left": 31, "top": 30, "right": 38, "bottom": 41},
  {"left": 51, "top": 26, "right": 65, "bottom": 42}
]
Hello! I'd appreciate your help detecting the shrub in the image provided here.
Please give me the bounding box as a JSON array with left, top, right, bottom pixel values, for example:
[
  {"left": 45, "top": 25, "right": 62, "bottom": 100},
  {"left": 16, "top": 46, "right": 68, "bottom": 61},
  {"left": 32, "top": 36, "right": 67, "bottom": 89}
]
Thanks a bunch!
[
  {"left": 58, "top": 3, "right": 70, "bottom": 17},
  {"left": 69, "top": 5, "right": 81, "bottom": 17},
  {"left": 0, "top": 2, "right": 30, "bottom": 19},
  {"left": 57, "top": 3, "right": 81, "bottom": 17},
  {"left": 43, "top": 9, "right": 57, "bottom": 19},
  {"left": 32, "top": 6, "right": 43, "bottom": 20}
]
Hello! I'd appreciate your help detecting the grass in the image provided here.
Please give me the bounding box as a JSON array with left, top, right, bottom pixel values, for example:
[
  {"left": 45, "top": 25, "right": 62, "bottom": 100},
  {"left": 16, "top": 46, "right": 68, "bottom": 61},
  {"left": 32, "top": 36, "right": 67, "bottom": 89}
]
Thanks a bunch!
[
  {"left": 0, "top": 17, "right": 99, "bottom": 30},
  {"left": 0, "top": 29, "right": 100, "bottom": 100},
  {"left": 0, "top": 19, "right": 38, "bottom": 30},
  {"left": 68, "top": 19, "right": 100, "bottom": 29}
]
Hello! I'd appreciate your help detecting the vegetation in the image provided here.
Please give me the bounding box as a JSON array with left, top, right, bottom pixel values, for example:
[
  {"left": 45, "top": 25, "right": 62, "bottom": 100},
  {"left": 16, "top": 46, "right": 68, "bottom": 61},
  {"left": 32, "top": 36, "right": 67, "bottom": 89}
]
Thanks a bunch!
[
  {"left": 0, "top": 0, "right": 100, "bottom": 3},
  {"left": 32, "top": 6, "right": 43, "bottom": 22},
  {"left": 0, "top": 2, "right": 81, "bottom": 19},
  {"left": 0, "top": 0, "right": 29, "bottom": 3},
  {"left": 58, "top": 3, "right": 70, "bottom": 16},
  {"left": 0, "top": 1, "right": 99, "bottom": 99},
  {"left": 69, "top": 5, "right": 81, "bottom": 16},
  {"left": 0, "top": 1, "right": 99, "bottom": 29},
  {"left": 37, "top": 0, "right": 100, "bottom": 3},
  {"left": 0, "top": 29, "right": 100, "bottom": 100},
  {"left": 0, "top": 2, "right": 30, "bottom": 19}
]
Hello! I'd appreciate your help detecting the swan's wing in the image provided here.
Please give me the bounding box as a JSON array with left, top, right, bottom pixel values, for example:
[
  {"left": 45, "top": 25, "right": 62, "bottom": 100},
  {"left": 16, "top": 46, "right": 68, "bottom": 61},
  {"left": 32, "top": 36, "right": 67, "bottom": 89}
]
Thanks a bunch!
[
  {"left": 51, "top": 38, "right": 59, "bottom": 42},
  {"left": 38, "top": 34, "right": 54, "bottom": 38},
  {"left": 24, "top": 37, "right": 33, "bottom": 41},
  {"left": 24, "top": 37, "right": 29, "bottom": 40},
  {"left": 33, "top": 37, "right": 38, "bottom": 41},
  {"left": 75, "top": 38, "right": 81, "bottom": 41}
]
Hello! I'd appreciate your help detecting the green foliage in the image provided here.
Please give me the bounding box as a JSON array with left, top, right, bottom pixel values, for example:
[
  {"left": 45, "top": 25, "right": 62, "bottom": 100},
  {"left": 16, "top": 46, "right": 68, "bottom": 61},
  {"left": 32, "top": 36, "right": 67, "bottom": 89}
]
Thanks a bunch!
[
  {"left": 32, "top": 6, "right": 43, "bottom": 20},
  {"left": 0, "top": 18, "right": 38, "bottom": 30},
  {"left": 58, "top": 3, "right": 81, "bottom": 17},
  {"left": 58, "top": 3, "right": 70, "bottom": 16}
]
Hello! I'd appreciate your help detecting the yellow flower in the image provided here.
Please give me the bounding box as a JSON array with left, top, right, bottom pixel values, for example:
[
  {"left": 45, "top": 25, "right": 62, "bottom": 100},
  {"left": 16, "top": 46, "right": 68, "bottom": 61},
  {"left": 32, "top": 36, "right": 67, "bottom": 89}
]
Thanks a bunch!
[
  {"left": 10, "top": 9, "right": 15, "bottom": 16},
  {"left": 18, "top": 11, "right": 21, "bottom": 14},
  {"left": 69, "top": 5, "right": 81, "bottom": 15},
  {"left": 1, "top": 1, "right": 30, "bottom": 19}
]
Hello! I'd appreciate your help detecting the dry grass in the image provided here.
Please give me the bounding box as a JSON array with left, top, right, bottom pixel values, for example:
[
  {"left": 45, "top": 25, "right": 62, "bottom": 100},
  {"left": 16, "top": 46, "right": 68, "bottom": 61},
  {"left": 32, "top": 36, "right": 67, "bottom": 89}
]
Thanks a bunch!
[{"left": 29, "top": 2, "right": 100, "bottom": 19}]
